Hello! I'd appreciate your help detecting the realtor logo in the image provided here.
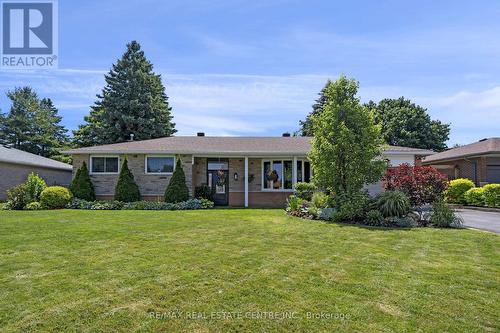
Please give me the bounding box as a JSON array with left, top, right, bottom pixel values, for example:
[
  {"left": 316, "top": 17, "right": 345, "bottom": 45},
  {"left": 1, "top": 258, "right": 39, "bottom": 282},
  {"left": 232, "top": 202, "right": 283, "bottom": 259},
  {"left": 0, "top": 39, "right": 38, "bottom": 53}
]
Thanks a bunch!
[{"left": 1, "top": 0, "right": 58, "bottom": 68}]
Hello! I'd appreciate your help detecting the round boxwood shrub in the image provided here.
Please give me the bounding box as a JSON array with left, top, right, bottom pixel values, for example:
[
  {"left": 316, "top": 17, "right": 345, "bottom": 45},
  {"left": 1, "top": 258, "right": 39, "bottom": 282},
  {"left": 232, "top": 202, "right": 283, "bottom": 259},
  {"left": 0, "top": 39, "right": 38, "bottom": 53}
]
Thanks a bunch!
[
  {"left": 377, "top": 190, "right": 411, "bottom": 218},
  {"left": 464, "top": 187, "right": 485, "bottom": 206},
  {"left": 482, "top": 184, "right": 500, "bottom": 208},
  {"left": 40, "top": 186, "right": 72, "bottom": 209},
  {"left": 445, "top": 178, "right": 475, "bottom": 204},
  {"left": 165, "top": 158, "right": 189, "bottom": 203}
]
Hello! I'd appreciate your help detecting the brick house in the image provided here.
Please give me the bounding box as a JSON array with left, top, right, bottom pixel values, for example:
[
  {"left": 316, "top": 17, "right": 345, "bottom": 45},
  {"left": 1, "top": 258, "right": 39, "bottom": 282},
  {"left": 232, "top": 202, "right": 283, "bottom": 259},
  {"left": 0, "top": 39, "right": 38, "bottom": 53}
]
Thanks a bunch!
[
  {"left": 422, "top": 138, "right": 500, "bottom": 185},
  {"left": 64, "top": 135, "right": 434, "bottom": 207},
  {"left": 0, "top": 146, "right": 73, "bottom": 201}
]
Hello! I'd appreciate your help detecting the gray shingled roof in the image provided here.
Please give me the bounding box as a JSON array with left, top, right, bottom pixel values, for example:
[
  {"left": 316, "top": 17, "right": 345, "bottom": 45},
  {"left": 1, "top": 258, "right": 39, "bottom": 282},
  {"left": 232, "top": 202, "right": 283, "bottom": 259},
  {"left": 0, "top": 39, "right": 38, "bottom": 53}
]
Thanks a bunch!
[
  {"left": 63, "top": 136, "right": 435, "bottom": 156},
  {"left": 423, "top": 138, "right": 500, "bottom": 163},
  {"left": 0, "top": 146, "right": 72, "bottom": 171}
]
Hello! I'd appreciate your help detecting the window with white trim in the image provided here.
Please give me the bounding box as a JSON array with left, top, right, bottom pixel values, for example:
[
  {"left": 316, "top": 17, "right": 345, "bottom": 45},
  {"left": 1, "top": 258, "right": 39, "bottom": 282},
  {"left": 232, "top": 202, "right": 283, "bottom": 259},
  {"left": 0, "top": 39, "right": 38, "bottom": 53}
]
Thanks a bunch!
[
  {"left": 296, "top": 160, "right": 311, "bottom": 183},
  {"left": 91, "top": 156, "right": 119, "bottom": 174},
  {"left": 146, "top": 156, "right": 175, "bottom": 174},
  {"left": 263, "top": 160, "right": 293, "bottom": 190}
]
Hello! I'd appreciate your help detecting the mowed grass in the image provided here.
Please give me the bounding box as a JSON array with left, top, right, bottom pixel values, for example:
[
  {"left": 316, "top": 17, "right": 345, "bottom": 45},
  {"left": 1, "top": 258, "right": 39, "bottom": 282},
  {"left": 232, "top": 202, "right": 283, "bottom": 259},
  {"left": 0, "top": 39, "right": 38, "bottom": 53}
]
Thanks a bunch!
[{"left": 0, "top": 209, "right": 499, "bottom": 332}]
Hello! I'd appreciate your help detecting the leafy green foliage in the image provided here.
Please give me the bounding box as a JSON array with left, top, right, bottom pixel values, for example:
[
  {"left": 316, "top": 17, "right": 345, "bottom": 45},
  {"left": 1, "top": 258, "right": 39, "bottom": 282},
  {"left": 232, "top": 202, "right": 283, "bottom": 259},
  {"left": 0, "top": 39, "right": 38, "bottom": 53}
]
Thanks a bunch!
[
  {"left": 482, "top": 184, "right": 500, "bottom": 208},
  {"left": 165, "top": 158, "right": 189, "bottom": 203},
  {"left": 464, "top": 187, "right": 485, "bottom": 206},
  {"left": 40, "top": 186, "right": 72, "bottom": 209},
  {"left": 311, "top": 192, "right": 329, "bottom": 209},
  {"left": 445, "top": 178, "right": 475, "bottom": 204},
  {"left": 298, "top": 80, "right": 331, "bottom": 136},
  {"left": 429, "top": 200, "right": 463, "bottom": 228},
  {"left": 114, "top": 158, "right": 141, "bottom": 202},
  {"left": 0, "top": 87, "right": 68, "bottom": 157},
  {"left": 293, "top": 182, "right": 316, "bottom": 201},
  {"left": 6, "top": 184, "right": 29, "bottom": 210},
  {"left": 286, "top": 195, "right": 303, "bottom": 212},
  {"left": 73, "top": 41, "right": 176, "bottom": 146},
  {"left": 24, "top": 173, "right": 46, "bottom": 203},
  {"left": 330, "top": 191, "right": 370, "bottom": 223},
  {"left": 70, "top": 162, "right": 95, "bottom": 201},
  {"left": 376, "top": 191, "right": 411, "bottom": 218},
  {"left": 364, "top": 210, "right": 385, "bottom": 226},
  {"left": 25, "top": 202, "right": 42, "bottom": 210},
  {"left": 308, "top": 76, "right": 386, "bottom": 195},
  {"left": 365, "top": 97, "right": 450, "bottom": 152}
]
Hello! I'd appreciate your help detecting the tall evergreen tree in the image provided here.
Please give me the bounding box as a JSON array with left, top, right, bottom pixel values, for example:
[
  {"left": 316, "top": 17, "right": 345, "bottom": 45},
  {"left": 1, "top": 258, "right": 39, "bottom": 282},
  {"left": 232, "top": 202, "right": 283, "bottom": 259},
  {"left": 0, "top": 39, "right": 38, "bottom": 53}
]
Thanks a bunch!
[
  {"left": 33, "top": 98, "right": 68, "bottom": 157},
  {"left": 0, "top": 87, "right": 39, "bottom": 151},
  {"left": 73, "top": 41, "right": 176, "bottom": 147},
  {"left": 298, "top": 80, "right": 331, "bottom": 136},
  {"left": 0, "top": 88, "right": 68, "bottom": 156}
]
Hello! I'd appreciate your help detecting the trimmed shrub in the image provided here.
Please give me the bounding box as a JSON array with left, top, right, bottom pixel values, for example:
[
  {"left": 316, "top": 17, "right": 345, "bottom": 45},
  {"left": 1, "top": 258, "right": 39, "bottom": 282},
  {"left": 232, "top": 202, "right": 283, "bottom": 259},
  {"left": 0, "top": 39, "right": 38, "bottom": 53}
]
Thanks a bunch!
[
  {"left": 294, "top": 182, "right": 316, "bottom": 201},
  {"left": 25, "top": 173, "right": 46, "bottom": 203},
  {"left": 70, "top": 161, "right": 95, "bottom": 201},
  {"left": 40, "top": 186, "right": 72, "bottom": 209},
  {"left": 365, "top": 209, "right": 385, "bottom": 226},
  {"left": 377, "top": 190, "right": 411, "bottom": 218},
  {"left": 464, "top": 187, "right": 485, "bottom": 206},
  {"left": 384, "top": 164, "right": 448, "bottom": 207},
  {"left": 114, "top": 158, "right": 141, "bottom": 202},
  {"left": 194, "top": 184, "right": 212, "bottom": 200},
  {"left": 6, "top": 184, "right": 29, "bottom": 210},
  {"left": 483, "top": 184, "right": 500, "bottom": 208},
  {"left": 330, "top": 191, "right": 369, "bottom": 223},
  {"left": 165, "top": 158, "right": 189, "bottom": 203},
  {"left": 429, "top": 199, "right": 463, "bottom": 228},
  {"left": 445, "top": 178, "right": 475, "bottom": 204},
  {"left": 25, "top": 202, "right": 42, "bottom": 210},
  {"left": 311, "top": 192, "right": 329, "bottom": 209}
]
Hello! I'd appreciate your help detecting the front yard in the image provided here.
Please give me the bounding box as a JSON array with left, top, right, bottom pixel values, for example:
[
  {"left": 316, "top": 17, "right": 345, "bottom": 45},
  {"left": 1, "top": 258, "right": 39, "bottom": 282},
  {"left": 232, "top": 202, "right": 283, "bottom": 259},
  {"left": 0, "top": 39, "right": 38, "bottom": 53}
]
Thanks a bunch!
[{"left": 0, "top": 209, "right": 498, "bottom": 332}]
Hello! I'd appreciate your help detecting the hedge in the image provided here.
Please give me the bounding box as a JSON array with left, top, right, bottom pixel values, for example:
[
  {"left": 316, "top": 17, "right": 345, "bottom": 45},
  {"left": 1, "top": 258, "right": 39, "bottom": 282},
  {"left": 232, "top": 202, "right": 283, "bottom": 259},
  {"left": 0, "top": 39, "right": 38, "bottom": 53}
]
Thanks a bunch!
[
  {"left": 483, "top": 184, "right": 500, "bottom": 208},
  {"left": 464, "top": 187, "right": 485, "bottom": 206},
  {"left": 445, "top": 178, "right": 475, "bottom": 204}
]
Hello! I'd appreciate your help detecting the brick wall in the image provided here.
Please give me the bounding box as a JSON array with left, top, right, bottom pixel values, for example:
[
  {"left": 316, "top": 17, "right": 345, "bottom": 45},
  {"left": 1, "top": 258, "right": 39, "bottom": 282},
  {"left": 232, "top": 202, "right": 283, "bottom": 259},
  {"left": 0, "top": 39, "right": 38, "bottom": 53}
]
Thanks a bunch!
[{"left": 72, "top": 154, "right": 193, "bottom": 199}]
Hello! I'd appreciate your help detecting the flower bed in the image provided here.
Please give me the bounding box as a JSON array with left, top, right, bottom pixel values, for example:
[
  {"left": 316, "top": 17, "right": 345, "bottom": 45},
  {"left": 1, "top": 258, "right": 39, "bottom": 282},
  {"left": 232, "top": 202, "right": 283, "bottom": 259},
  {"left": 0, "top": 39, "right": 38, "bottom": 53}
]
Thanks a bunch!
[{"left": 66, "top": 198, "right": 214, "bottom": 210}]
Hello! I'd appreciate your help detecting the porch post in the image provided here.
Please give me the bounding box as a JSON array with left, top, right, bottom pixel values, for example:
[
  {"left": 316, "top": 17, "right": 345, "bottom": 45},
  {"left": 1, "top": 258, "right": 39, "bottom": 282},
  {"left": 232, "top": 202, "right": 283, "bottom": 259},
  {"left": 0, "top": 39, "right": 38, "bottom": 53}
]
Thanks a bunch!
[
  {"left": 292, "top": 156, "right": 297, "bottom": 186},
  {"left": 244, "top": 156, "right": 249, "bottom": 207}
]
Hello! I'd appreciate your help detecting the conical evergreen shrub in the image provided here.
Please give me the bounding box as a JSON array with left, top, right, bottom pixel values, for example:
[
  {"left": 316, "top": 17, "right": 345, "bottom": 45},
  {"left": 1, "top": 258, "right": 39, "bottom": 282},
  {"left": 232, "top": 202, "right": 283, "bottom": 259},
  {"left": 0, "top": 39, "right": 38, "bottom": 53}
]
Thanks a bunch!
[
  {"left": 114, "top": 158, "right": 141, "bottom": 202},
  {"left": 165, "top": 158, "right": 189, "bottom": 203},
  {"left": 70, "top": 161, "right": 95, "bottom": 201}
]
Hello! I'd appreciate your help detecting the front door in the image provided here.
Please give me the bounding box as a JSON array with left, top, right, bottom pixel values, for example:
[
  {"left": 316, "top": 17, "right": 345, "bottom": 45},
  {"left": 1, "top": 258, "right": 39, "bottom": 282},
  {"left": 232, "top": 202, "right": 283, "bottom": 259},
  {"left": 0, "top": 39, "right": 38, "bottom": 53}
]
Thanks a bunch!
[{"left": 207, "top": 159, "right": 229, "bottom": 206}]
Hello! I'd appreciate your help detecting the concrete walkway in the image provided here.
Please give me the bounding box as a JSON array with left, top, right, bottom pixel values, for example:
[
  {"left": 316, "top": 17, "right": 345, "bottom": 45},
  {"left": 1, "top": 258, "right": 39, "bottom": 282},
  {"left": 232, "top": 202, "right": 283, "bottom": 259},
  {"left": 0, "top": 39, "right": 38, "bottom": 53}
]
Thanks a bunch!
[{"left": 456, "top": 209, "right": 500, "bottom": 233}]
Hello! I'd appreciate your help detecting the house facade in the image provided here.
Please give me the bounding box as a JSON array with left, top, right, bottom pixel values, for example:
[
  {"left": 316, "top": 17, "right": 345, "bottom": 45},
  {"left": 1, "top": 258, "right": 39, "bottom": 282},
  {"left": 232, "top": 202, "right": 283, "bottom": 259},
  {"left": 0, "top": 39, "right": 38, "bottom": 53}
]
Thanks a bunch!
[
  {"left": 64, "top": 135, "right": 434, "bottom": 207},
  {"left": 422, "top": 138, "right": 500, "bottom": 185}
]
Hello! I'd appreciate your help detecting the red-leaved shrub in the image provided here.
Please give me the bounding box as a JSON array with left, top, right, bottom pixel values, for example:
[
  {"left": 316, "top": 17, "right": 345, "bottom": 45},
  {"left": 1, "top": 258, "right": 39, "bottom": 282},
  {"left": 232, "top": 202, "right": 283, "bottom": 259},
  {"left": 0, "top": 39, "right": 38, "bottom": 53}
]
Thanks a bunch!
[{"left": 383, "top": 164, "right": 448, "bottom": 207}]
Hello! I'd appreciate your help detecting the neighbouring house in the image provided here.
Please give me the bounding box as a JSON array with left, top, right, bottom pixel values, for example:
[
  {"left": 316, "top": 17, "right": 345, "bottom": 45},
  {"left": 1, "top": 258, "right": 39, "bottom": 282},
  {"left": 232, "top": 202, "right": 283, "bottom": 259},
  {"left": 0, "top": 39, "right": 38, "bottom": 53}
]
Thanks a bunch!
[
  {"left": 0, "top": 146, "right": 73, "bottom": 201},
  {"left": 63, "top": 134, "right": 434, "bottom": 207},
  {"left": 422, "top": 137, "right": 500, "bottom": 185}
]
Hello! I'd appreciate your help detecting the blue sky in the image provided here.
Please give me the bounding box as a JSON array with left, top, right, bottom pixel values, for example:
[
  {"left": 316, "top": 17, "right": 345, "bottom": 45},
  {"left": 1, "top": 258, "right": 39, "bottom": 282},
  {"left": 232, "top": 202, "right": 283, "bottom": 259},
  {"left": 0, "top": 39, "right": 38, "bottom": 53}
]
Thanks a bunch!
[{"left": 1, "top": 0, "right": 500, "bottom": 144}]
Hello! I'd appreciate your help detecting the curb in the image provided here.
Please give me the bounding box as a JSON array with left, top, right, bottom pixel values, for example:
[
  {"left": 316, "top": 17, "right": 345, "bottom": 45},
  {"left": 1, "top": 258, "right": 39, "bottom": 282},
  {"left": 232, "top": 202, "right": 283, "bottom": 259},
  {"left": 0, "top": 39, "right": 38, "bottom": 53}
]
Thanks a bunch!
[{"left": 450, "top": 205, "right": 500, "bottom": 213}]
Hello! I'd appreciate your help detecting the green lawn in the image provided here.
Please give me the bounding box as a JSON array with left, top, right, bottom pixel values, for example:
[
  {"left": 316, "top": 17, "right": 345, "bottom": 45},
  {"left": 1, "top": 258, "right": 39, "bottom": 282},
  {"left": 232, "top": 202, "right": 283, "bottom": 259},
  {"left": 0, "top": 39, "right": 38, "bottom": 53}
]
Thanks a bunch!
[{"left": 0, "top": 209, "right": 498, "bottom": 332}]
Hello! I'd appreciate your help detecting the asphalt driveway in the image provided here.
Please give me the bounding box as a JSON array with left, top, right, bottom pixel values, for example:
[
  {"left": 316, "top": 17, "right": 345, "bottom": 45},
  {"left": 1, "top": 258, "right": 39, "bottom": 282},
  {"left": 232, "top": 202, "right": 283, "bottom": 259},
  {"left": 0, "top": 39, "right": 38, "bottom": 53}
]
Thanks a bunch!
[{"left": 456, "top": 209, "right": 500, "bottom": 233}]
